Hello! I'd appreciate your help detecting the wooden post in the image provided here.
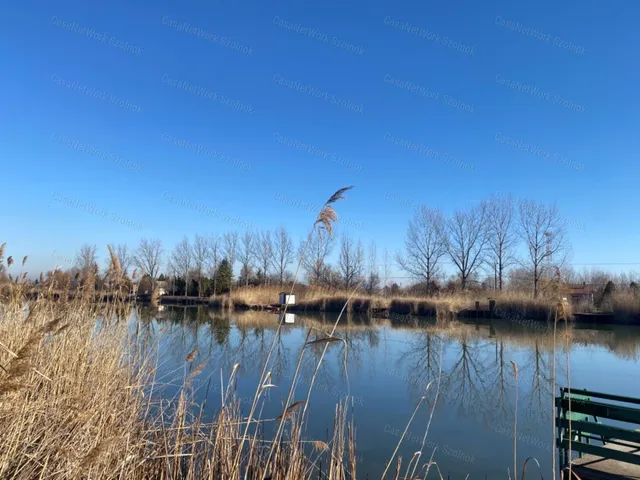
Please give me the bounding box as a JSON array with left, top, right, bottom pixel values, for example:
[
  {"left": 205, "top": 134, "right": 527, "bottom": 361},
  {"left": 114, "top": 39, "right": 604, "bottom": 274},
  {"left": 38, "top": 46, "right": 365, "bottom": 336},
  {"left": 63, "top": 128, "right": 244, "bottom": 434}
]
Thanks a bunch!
[{"left": 489, "top": 299, "right": 496, "bottom": 318}]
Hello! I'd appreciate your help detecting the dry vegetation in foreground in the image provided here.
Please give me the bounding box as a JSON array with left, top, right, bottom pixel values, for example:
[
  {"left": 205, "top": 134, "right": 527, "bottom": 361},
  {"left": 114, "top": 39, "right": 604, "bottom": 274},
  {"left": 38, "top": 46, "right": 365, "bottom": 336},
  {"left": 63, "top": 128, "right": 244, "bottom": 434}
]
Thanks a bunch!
[{"left": 0, "top": 253, "right": 360, "bottom": 479}]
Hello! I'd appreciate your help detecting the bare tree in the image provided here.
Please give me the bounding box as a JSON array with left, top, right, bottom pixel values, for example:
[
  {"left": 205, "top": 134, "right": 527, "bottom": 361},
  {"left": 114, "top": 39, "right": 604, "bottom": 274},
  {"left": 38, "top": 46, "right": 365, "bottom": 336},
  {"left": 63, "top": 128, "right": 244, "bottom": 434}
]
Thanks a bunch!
[
  {"left": 207, "top": 234, "right": 221, "bottom": 297},
  {"left": 133, "top": 238, "right": 163, "bottom": 293},
  {"left": 320, "top": 264, "right": 340, "bottom": 290},
  {"left": 223, "top": 231, "right": 239, "bottom": 294},
  {"left": 298, "top": 231, "right": 333, "bottom": 285},
  {"left": 166, "top": 257, "right": 177, "bottom": 296},
  {"left": 238, "top": 231, "right": 255, "bottom": 286},
  {"left": 518, "top": 200, "right": 570, "bottom": 297},
  {"left": 192, "top": 234, "right": 208, "bottom": 297},
  {"left": 170, "top": 236, "right": 192, "bottom": 297},
  {"left": 365, "top": 240, "right": 380, "bottom": 294},
  {"left": 75, "top": 244, "right": 98, "bottom": 274},
  {"left": 256, "top": 230, "right": 273, "bottom": 285},
  {"left": 486, "top": 194, "right": 518, "bottom": 290},
  {"left": 396, "top": 205, "right": 447, "bottom": 294},
  {"left": 272, "top": 226, "right": 294, "bottom": 288},
  {"left": 444, "top": 202, "right": 489, "bottom": 290},
  {"left": 382, "top": 248, "right": 392, "bottom": 296},
  {"left": 338, "top": 234, "right": 364, "bottom": 289}
]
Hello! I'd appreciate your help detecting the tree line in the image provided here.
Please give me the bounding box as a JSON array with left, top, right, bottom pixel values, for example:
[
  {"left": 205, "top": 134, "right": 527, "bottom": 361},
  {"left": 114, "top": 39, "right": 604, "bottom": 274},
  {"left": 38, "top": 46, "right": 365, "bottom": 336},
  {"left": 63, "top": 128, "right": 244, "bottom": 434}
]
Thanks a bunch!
[
  {"left": 34, "top": 193, "right": 637, "bottom": 299},
  {"left": 396, "top": 194, "right": 572, "bottom": 297}
]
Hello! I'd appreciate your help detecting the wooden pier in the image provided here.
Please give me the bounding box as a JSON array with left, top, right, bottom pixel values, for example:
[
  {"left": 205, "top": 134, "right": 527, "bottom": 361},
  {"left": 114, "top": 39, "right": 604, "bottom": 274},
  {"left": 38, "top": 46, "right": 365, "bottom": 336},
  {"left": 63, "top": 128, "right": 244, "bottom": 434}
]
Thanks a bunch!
[
  {"left": 556, "top": 388, "right": 640, "bottom": 479},
  {"left": 574, "top": 312, "right": 616, "bottom": 324},
  {"left": 570, "top": 438, "right": 640, "bottom": 479}
]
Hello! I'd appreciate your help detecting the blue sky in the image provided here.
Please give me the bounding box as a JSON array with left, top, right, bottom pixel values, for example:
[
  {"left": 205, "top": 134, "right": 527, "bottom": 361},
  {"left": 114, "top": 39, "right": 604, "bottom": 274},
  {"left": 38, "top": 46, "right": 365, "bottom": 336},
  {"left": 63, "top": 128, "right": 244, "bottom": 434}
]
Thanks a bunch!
[{"left": 1, "top": 0, "right": 638, "bottom": 280}]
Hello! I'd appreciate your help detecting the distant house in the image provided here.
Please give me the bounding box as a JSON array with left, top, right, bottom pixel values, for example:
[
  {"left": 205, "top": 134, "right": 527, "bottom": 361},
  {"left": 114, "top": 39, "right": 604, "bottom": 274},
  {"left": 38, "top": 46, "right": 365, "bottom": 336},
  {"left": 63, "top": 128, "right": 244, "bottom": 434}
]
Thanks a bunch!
[
  {"left": 155, "top": 280, "right": 168, "bottom": 296},
  {"left": 563, "top": 283, "right": 595, "bottom": 305}
]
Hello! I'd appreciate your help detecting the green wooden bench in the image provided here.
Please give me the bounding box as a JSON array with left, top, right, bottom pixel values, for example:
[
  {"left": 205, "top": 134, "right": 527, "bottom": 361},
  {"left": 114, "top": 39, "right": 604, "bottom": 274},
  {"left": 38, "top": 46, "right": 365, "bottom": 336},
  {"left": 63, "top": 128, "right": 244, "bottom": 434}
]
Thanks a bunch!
[
  {"left": 555, "top": 388, "right": 640, "bottom": 469},
  {"left": 562, "top": 391, "right": 605, "bottom": 446}
]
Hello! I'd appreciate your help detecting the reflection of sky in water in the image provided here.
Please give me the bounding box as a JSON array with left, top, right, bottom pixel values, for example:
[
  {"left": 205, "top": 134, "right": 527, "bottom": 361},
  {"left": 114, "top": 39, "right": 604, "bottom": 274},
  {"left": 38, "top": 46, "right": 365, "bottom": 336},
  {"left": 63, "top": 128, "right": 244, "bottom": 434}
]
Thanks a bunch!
[{"left": 132, "top": 306, "right": 640, "bottom": 479}]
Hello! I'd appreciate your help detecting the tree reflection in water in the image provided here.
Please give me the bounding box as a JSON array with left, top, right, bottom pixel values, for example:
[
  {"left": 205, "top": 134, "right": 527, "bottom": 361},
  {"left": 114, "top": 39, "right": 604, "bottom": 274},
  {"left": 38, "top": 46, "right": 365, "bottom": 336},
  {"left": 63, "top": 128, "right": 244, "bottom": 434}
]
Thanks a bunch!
[
  {"left": 131, "top": 306, "right": 640, "bottom": 433},
  {"left": 391, "top": 319, "right": 575, "bottom": 429}
]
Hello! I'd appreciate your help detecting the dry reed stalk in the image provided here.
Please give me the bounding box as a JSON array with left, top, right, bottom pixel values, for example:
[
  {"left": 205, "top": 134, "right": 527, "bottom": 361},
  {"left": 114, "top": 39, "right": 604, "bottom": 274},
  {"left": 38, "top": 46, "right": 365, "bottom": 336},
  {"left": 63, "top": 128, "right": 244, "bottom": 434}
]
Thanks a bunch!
[
  {"left": 328, "top": 401, "right": 347, "bottom": 480},
  {"left": 381, "top": 396, "right": 426, "bottom": 479},
  {"left": 511, "top": 360, "right": 519, "bottom": 480},
  {"left": 552, "top": 303, "right": 559, "bottom": 480},
  {"left": 411, "top": 337, "right": 444, "bottom": 479},
  {"left": 562, "top": 301, "right": 573, "bottom": 479},
  {"left": 260, "top": 329, "right": 312, "bottom": 474},
  {"left": 233, "top": 187, "right": 353, "bottom": 477}
]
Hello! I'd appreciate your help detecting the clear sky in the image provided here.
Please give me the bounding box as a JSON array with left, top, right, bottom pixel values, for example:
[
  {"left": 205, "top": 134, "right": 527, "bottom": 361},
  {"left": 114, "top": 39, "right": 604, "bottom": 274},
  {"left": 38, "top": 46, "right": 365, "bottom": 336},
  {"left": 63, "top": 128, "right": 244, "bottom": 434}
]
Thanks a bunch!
[{"left": 1, "top": 0, "right": 638, "bottom": 279}]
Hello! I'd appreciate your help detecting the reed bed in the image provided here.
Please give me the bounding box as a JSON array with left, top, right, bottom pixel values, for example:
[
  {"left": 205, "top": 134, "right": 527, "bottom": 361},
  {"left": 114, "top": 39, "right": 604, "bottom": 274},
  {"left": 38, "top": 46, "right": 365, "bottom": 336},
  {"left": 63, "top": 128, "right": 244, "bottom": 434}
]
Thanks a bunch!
[
  {"left": 228, "top": 286, "right": 564, "bottom": 322},
  {"left": 609, "top": 291, "right": 640, "bottom": 322},
  {"left": 183, "top": 280, "right": 638, "bottom": 324},
  {"left": 0, "top": 249, "right": 358, "bottom": 479},
  {"left": 0, "top": 294, "right": 151, "bottom": 478}
]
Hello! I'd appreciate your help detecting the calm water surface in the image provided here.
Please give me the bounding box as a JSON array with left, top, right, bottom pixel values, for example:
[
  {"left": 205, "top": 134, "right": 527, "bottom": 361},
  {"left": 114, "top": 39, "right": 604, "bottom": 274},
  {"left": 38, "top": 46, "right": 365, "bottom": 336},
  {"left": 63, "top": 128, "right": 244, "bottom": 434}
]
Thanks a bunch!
[{"left": 133, "top": 306, "right": 640, "bottom": 479}]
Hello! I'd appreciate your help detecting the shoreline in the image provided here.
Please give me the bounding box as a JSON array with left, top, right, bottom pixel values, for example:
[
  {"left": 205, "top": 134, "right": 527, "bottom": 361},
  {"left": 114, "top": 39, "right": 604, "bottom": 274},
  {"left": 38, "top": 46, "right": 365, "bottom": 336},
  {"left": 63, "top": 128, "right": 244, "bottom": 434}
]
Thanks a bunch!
[
  {"left": 26, "top": 290, "right": 640, "bottom": 325},
  {"left": 148, "top": 295, "right": 640, "bottom": 325}
]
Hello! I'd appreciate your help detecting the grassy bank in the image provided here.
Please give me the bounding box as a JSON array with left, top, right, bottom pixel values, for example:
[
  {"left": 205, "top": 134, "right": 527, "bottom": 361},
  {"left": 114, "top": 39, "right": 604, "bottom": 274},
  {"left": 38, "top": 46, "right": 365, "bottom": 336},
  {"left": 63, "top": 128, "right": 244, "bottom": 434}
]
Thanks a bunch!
[
  {"left": 223, "top": 286, "right": 565, "bottom": 322},
  {"left": 217, "top": 285, "right": 637, "bottom": 324}
]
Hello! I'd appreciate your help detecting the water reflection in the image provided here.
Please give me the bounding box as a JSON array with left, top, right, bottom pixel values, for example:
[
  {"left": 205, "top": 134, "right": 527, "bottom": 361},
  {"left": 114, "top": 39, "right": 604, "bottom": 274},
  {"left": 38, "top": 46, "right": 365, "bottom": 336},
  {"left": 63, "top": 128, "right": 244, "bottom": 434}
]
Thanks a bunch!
[{"left": 131, "top": 305, "right": 640, "bottom": 478}]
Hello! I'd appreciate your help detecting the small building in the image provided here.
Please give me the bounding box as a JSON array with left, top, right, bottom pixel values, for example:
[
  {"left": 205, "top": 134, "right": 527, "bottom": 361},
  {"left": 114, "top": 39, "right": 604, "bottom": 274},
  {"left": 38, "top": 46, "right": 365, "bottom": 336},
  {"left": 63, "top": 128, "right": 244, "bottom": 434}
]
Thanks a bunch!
[
  {"left": 279, "top": 292, "right": 296, "bottom": 305},
  {"left": 155, "top": 280, "right": 168, "bottom": 296},
  {"left": 564, "top": 283, "right": 595, "bottom": 305}
]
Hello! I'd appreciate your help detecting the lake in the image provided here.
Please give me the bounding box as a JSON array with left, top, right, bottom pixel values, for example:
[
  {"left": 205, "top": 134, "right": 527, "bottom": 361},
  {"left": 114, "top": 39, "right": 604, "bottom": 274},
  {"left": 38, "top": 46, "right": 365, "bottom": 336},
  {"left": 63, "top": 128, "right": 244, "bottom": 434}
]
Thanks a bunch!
[{"left": 133, "top": 305, "right": 640, "bottom": 479}]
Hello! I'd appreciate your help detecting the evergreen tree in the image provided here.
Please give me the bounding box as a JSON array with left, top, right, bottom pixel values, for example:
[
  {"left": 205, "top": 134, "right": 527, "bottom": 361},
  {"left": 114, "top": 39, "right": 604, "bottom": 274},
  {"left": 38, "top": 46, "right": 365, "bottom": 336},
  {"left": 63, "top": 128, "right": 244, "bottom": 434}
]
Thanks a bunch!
[
  {"left": 599, "top": 280, "right": 616, "bottom": 309},
  {"left": 215, "top": 259, "right": 233, "bottom": 294}
]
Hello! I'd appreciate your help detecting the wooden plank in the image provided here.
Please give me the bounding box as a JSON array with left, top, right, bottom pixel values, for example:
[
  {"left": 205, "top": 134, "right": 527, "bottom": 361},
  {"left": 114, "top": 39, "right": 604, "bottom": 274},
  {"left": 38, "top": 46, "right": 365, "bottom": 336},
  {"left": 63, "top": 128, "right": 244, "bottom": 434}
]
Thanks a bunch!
[
  {"left": 559, "top": 440, "right": 640, "bottom": 466},
  {"left": 569, "top": 438, "right": 640, "bottom": 479},
  {"left": 559, "top": 420, "right": 640, "bottom": 444},
  {"left": 557, "top": 399, "right": 640, "bottom": 425}
]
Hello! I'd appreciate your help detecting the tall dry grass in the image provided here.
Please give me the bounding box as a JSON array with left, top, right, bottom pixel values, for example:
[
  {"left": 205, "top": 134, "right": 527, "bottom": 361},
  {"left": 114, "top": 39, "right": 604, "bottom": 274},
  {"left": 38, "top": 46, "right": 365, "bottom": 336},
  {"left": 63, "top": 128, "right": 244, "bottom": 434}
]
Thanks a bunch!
[
  {"left": 228, "top": 285, "right": 562, "bottom": 323},
  {"left": 0, "top": 245, "right": 358, "bottom": 479},
  {"left": 609, "top": 290, "right": 640, "bottom": 322},
  {"left": 0, "top": 292, "right": 152, "bottom": 477}
]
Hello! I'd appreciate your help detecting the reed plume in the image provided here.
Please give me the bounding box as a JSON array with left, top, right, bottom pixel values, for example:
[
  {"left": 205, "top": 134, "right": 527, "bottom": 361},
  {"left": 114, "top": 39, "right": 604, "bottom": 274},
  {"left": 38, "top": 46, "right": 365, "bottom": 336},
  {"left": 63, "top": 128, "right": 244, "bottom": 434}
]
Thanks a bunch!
[
  {"left": 185, "top": 347, "right": 199, "bottom": 363},
  {"left": 233, "top": 186, "right": 354, "bottom": 477}
]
